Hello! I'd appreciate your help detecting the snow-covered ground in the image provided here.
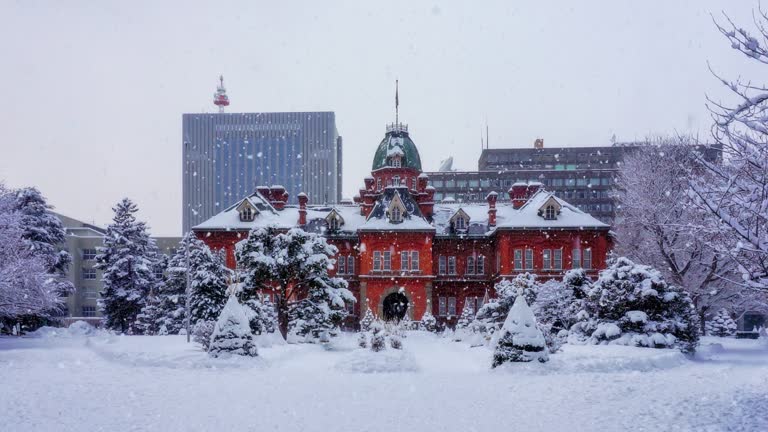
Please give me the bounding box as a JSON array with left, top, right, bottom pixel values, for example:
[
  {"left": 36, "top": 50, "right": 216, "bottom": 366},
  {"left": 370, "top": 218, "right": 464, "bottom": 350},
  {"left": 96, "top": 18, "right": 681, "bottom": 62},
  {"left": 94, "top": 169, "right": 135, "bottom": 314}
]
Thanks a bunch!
[{"left": 1, "top": 330, "right": 767, "bottom": 432}]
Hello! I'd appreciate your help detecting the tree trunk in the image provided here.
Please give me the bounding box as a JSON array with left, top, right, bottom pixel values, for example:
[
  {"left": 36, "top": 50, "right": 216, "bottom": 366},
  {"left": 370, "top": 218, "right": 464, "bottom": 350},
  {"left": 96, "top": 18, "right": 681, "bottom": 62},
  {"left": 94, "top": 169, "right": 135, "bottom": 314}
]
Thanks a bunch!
[{"left": 277, "top": 294, "right": 289, "bottom": 340}]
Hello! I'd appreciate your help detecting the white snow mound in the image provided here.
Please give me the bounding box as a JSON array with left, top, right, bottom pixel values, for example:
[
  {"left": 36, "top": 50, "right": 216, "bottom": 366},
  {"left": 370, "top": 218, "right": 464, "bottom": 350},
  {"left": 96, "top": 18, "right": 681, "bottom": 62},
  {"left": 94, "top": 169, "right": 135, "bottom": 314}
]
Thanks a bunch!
[{"left": 335, "top": 348, "right": 419, "bottom": 373}]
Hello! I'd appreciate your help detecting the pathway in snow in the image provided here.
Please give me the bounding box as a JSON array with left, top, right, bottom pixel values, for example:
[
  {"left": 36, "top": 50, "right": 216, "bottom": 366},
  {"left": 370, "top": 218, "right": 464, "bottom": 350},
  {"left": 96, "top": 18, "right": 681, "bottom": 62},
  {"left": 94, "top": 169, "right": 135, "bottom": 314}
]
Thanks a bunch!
[{"left": 1, "top": 333, "right": 766, "bottom": 432}]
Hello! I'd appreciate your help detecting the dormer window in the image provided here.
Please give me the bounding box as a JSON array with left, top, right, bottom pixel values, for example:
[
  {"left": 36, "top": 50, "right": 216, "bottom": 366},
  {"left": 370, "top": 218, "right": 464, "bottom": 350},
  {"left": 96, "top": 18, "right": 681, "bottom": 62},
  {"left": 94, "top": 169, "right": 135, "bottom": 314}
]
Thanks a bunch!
[
  {"left": 538, "top": 196, "right": 562, "bottom": 220},
  {"left": 393, "top": 176, "right": 400, "bottom": 186},
  {"left": 237, "top": 200, "right": 258, "bottom": 222},
  {"left": 544, "top": 205, "right": 556, "bottom": 220},
  {"left": 325, "top": 209, "right": 345, "bottom": 232},
  {"left": 392, "top": 207, "right": 402, "bottom": 223},
  {"left": 455, "top": 216, "right": 467, "bottom": 230},
  {"left": 390, "top": 156, "right": 402, "bottom": 168},
  {"left": 449, "top": 208, "right": 470, "bottom": 233}
]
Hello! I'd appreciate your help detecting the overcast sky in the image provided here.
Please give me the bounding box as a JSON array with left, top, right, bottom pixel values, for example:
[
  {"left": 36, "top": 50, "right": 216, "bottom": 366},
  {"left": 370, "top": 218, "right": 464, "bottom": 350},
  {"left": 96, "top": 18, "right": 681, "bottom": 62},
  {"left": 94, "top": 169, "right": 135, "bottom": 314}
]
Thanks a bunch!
[{"left": 0, "top": 1, "right": 761, "bottom": 236}]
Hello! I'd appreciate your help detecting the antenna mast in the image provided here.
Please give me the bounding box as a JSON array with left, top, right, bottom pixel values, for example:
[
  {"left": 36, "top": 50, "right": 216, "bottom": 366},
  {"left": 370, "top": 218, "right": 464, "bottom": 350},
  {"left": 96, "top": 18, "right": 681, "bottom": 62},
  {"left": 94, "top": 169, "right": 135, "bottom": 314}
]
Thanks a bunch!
[{"left": 395, "top": 79, "right": 399, "bottom": 126}]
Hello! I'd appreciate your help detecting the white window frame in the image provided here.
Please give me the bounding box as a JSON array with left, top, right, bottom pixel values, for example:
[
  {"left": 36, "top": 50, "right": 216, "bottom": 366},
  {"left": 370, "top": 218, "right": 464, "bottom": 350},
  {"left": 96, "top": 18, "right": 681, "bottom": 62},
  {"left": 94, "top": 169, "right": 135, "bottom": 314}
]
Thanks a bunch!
[
  {"left": 338, "top": 256, "right": 345, "bottom": 274},
  {"left": 347, "top": 256, "right": 355, "bottom": 275},
  {"left": 373, "top": 251, "right": 382, "bottom": 271},
  {"left": 448, "top": 256, "right": 457, "bottom": 275},
  {"left": 525, "top": 249, "right": 534, "bottom": 270},
  {"left": 553, "top": 249, "right": 562, "bottom": 270},
  {"left": 584, "top": 248, "right": 592, "bottom": 270},
  {"left": 448, "top": 297, "right": 457, "bottom": 316},
  {"left": 410, "top": 251, "right": 419, "bottom": 272},
  {"left": 438, "top": 297, "right": 447, "bottom": 316},
  {"left": 401, "top": 251, "right": 409, "bottom": 271},
  {"left": 82, "top": 268, "right": 97, "bottom": 280},
  {"left": 466, "top": 256, "right": 475, "bottom": 275},
  {"left": 383, "top": 251, "right": 391, "bottom": 271},
  {"left": 439, "top": 256, "right": 446, "bottom": 275},
  {"left": 542, "top": 249, "right": 551, "bottom": 271},
  {"left": 572, "top": 249, "right": 581, "bottom": 269},
  {"left": 514, "top": 249, "right": 523, "bottom": 270},
  {"left": 477, "top": 255, "right": 485, "bottom": 275}
]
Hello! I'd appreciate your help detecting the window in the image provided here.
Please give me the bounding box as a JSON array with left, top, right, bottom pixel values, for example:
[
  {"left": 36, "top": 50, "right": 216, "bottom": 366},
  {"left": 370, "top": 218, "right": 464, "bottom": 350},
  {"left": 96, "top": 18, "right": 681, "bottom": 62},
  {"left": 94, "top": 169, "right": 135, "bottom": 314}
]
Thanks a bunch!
[
  {"left": 383, "top": 251, "right": 391, "bottom": 271},
  {"left": 566, "top": 178, "right": 576, "bottom": 186},
  {"left": 412, "top": 178, "right": 417, "bottom": 190},
  {"left": 410, "top": 251, "right": 419, "bottom": 271},
  {"left": 84, "top": 288, "right": 98, "bottom": 299},
  {"left": 376, "top": 178, "right": 382, "bottom": 190},
  {"left": 514, "top": 249, "right": 523, "bottom": 270},
  {"left": 439, "top": 297, "right": 447, "bottom": 316},
  {"left": 525, "top": 249, "right": 534, "bottom": 270},
  {"left": 240, "top": 206, "right": 254, "bottom": 222},
  {"left": 457, "top": 180, "right": 468, "bottom": 188},
  {"left": 439, "top": 256, "right": 446, "bottom": 274},
  {"left": 572, "top": 249, "right": 581, "bottom": 269},
  {"left": 393, "top": 175, "right": 400, "bottom": 186},
  {"left": 338, "top": 256, "right": 345, "bottom": 274},
  {"left": 373, "top": 251, "right": 382, "bottom": 271},
  {"left": 601, "top": 177, "right": 612, "bottom": 186},
  {"left": 448, "top": 256, "right": 457, "bottom": 274},
  {"left": 590, "top": 178, "right": 601, "bottom": 186},
  {"left": 466, "top": 256, "right": 475, "bottom": 275},
  {"left": 542, "top": 249, "right": 551, "bottom": 270},
  {"left": 82, "top": 268, "right": 97, "bottom": 280},
  {"left": 347, "top": 256, "right": 355, "bottom": 275},
  {"left": 584, "top": 248, "right": 592, "bottom": 270},
  {"left": 448, "top": 297, "right": 457, "bottom": 316},
  {"left": 391, "top": 157, "right": 401, "bottom": 168},
  {"left": 82, "top": 306, "right": 96, "bottom": 317},
  {"left": 82, "top": 248, "right": 98, "bottom": 260},
  {"left": 445, "top": 180, "right": 456, "bottom": 188},
  {"left": 469, "top": 179, "right": 480, "bottom": 187},
  {"left": 329, "top": 218, "right": 339, "bottom": 231},
  {"left": 455, "top": 217, "right": 466, "bottom": 231},
  {"left": 401, "top": 252, "right": 409, "bottom": 271},
  {"left": 577, "top": 178, "right": 588, "bottom": 186},
  {"left": 391, "top": 207, "right": 402, "bottom": 223},
  {"left": 480, "top": 179, "right": 491, "bottom": 187},
  {"left": 553, "top": 249, "right": 562, "bottom": 270},
  {"left": 431, "top": 180, "right": 444, "bottom": 187},
  {"left": 477, "top": 255, "right": 485, "bottom": 274},
  {"left": 551, "top": 178, "right": 564, "bottom": 187},
  {"left": 544, "top": 205, "right": 556, "bottom": 220}
]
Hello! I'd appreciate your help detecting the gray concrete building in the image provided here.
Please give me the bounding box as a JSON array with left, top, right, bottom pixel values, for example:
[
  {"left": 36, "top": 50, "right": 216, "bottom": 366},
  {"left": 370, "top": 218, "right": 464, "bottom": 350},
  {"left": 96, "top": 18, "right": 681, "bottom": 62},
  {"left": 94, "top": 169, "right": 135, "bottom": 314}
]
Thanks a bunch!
[
  {"left": 57, "top": 213, "right": 180, "bottom": 324},
  {"left": 426, "top": 140, "right": 720, "bottom": 224},
  {"left": 182, "top": 112, "right": 342, "bottom": 232}
]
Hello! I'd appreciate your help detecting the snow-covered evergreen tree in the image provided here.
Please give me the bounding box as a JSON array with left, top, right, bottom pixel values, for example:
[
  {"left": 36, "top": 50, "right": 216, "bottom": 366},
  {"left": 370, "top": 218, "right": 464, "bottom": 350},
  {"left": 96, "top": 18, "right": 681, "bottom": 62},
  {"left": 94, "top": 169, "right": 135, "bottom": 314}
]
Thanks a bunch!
[
  {"left": 208, "top": 295, "right": 258, "bottom": 358},
  {"left": 134, "top": 293, "right": 162, "bottom": 335},
  {"left": 157, "top": 233, "right": 229, "bottom": 334},
  {"left": 533, "top": 270, "right": 591, "bottom": 336},
  {"left": 419, "top": 307, "right": 437, "bottom": 332},
  {"left": 571, "top": 257, "right": 700, "bottom": 353},
  {"left": 492, "top": 293, "right": 549, "bottom": 367},
  {"left": 360, "top": 304, "right": 375, "bottom": 331},
  {"left": 0, "top": 185, "right": 62, "bottom": 326},
  {"left": 192, "top": 320, "right": 215, "bottom": 350},
  {"left": 242, "top": 296, "right": 278, "bottom": 335},
  {"left": 370, "top": 321, "right": 386, "bottom": 352},
  {"left": 95, "top": 198, "right": 156, "bottom": 333},
  {"left": 456, "top": 301, "right": 475, "bottom": 330},
  {"left": 236, "top": 226, "right": 354, "bottom": 339},
  {"left": 476, "top": 273, "right": 540, "bottom": 330},
  {"left": 706, "top": 308, "right": 737, "bottom": 337}
]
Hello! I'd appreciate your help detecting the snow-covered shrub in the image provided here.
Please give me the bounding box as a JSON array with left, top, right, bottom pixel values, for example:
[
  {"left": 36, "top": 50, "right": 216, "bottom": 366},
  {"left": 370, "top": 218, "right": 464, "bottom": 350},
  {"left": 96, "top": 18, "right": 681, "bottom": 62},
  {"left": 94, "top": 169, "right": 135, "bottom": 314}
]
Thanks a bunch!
[
  {"left": 477, "top": 273, "right": 540, "bottom": 331},
  {"left": 370, "top": 322, "right": 386, "bottom": 352},
  {"left": 492, "top": 294, "right": 549, "bottom": 367},
  {"left": 357, "top": 332, "right": 368, "bottom": 348},
  {"left": 454, "top": 301, "right": 475, "bottom": 341},
  {"left": 706, "top": 308, "right": 737, "bottom": 337},
  {"left": 570, "top": 257, "right": 700, "bottom": 353},
  {"left": 419, "top": 309, "right": 437, "bottom": 332},
  {"left": 390, "top": 333, "right": 403, "bottom": 350},
  {"left": 192, "top": 320, "right": 215, "bottom": 350},
  {"left": 360, "top": 305, "right": 375, "bottom": 331},
  {"left": 208, "top": 296, "right": 258, "bottom": 358},
  {"left": 242, "top": 297, "right": 277, "bottom": 335}
]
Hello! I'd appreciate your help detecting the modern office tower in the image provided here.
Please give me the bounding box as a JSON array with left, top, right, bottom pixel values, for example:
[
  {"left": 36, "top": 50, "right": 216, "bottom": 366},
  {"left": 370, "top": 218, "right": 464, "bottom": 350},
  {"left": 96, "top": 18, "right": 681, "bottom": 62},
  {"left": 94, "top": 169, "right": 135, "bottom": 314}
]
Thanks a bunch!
[{"left": 182, "top": 111, "right": 342, "bottom": 232}]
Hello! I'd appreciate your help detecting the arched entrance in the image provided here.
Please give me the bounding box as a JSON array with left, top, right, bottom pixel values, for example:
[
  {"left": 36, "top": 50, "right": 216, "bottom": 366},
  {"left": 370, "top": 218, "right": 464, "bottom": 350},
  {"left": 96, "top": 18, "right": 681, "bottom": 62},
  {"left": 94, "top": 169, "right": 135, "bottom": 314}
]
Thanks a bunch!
[{"left": 382, "top": 292, "right": 409, "bottom": 321}]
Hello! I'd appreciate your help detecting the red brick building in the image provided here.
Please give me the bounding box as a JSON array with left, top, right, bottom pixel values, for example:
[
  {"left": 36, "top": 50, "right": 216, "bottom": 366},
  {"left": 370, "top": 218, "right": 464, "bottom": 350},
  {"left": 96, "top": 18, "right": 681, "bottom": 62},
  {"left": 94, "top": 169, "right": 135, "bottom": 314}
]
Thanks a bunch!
[{"left": 193, "top": 122, "right": 612, "bottom": 327}]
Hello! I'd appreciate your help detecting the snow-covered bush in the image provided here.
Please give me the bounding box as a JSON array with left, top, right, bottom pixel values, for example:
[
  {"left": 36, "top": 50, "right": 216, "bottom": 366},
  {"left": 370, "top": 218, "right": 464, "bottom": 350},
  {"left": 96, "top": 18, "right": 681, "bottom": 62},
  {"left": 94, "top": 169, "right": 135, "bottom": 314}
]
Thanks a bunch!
[
  {"left": 492, "top": 294, "right": 549, "bottom": 367},
  {"left": 456, "top": 301, "right": 475, "bottom": 330},
  {"left": 242, "top": 297, "right": 277, "bottom": 335},
  {"left": 390, "top": 333, "right": 403, "bottom": 350},
  {"left": 357, "top": 331, "right": 368, "bottom": 348},
  {"left": 208, "top": 296, "right": 258, "bottom": 358},
  {"left": 476, "top": 273, "right": 540, "bottom": 333},
  {"left": 706, "top": 308, "right": 737, "bottom": 337},
  {"left": 192, "top": 320, "right": 215, "bottom": 350},
  {"left": 570, "top": 257, "right": 700, "bottom": 353},
  {"left": 370, "top": 322, "right": 386, "bottom": 352},
  {"left": 360, "top": 305, "right": 375, "bottom": 332},
  {"left": 419, "top": 308, "right": 437, "bottom": 332}
]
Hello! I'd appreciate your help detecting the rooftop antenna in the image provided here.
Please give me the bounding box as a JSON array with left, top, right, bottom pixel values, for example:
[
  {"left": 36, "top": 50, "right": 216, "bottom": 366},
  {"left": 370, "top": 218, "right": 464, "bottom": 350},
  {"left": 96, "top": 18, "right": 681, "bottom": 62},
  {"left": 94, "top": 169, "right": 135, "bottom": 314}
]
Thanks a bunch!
[
  {"left": 395, "top": 79, "right": 399, "bottom": 126},
  {"left": 481, "top": 128, "right": 484, "bottom": 150},
  {"left": 213, "top": 75, "right": 230, "bottom": 113},
  {"left": 486, "top": 122, "right": 489, "bottom": 149}
]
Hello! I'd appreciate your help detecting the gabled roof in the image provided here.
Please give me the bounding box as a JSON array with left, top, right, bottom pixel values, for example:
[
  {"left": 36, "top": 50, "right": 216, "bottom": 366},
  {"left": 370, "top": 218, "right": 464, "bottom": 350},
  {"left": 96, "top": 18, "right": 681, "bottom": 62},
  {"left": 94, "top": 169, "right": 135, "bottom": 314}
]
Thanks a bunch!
[{"left": 360, "top": 187, "right": 434, "bottom": 231}]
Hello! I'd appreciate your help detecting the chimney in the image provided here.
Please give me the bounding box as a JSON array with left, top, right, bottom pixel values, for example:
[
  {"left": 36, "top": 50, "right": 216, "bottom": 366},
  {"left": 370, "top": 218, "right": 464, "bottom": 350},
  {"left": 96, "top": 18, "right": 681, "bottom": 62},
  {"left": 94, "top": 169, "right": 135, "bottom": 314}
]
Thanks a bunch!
[
  {"left": 486, "top": 191, "right": 498, "bottom": 227},
  {"left": 297, "top": 193, "right": 308, "bottom": 225},
  {"left": 256, "top": 185, "right": 270, "bottom": 198},
  {"left": 268, "top": 185, "right": 288, "bottom": 210},
  {"left": 534, "top": 138, "right": 544, "bottom": 149},
  {"left": 509, "top": 182, "right": 542, "bottom": 209}
]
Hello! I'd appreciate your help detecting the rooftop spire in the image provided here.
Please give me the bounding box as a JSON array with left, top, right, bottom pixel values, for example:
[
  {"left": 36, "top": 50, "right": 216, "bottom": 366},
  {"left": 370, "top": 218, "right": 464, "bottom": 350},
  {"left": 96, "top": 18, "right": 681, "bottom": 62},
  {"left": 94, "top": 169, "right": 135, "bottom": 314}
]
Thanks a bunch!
[
  {"left": 395, "top": 79, "right": 399, "bottom": 126},
  {"left": 213, "top": 75, "right": 230, "bottom": 113}
]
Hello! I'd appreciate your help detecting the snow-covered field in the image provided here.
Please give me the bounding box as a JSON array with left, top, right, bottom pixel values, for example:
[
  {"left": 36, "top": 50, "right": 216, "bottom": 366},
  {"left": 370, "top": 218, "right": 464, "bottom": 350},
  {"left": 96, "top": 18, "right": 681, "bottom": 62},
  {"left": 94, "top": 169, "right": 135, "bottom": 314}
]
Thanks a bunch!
[{"left": 1, "top": 329, "right": 767, "bottom": 432}]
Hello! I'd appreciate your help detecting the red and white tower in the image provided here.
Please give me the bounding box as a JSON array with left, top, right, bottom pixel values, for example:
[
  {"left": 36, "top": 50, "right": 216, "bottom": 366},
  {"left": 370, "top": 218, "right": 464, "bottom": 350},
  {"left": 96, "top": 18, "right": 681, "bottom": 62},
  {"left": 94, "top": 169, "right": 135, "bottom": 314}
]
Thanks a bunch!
[{"left": 213, "top": 75, "right": 230, "bottom": 113}]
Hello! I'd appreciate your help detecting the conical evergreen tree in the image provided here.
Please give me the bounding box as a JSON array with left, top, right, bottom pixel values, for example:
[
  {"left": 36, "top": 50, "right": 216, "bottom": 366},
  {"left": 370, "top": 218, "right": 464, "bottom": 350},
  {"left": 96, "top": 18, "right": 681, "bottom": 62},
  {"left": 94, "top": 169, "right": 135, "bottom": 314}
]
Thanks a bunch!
[
  {"left": 477, "top": 273, "right": 540, "bottom": 330},
  {"left": 706, "top": 308, "right": 737, "bottom": 337},
  {"left": 95, "top": 199, "right": 156, "bottom": 333},
  {"left": 209, "top": 295, "right": 258, "bottom": 358},
  {"left": 420, "top": 307, "right": 437, "bottom": 332},
  {"left": 360, "top": 304, "right": 375, "bottom": 331},
  {"left": 456, "top": 301, "right": 475, "bottom": 330},
  {"left": 492, "top": 294, "right": 549, "bottom": 367}
]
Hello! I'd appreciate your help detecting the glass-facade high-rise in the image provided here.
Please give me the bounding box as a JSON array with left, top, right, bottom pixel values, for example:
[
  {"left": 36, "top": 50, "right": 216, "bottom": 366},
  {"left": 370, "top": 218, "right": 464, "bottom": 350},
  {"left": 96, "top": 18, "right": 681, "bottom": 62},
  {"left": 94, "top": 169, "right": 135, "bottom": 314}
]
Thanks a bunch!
[{"left": 182, "top": 112, "right": 342, "bottom": 232}]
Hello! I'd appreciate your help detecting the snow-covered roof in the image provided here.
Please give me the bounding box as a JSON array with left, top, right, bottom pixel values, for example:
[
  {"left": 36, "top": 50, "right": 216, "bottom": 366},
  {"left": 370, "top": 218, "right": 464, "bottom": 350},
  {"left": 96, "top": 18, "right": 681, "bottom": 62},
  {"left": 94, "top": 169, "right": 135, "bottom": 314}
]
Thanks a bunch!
[{"left": 193, "top": 188, "right": 608, "bottom": 235}]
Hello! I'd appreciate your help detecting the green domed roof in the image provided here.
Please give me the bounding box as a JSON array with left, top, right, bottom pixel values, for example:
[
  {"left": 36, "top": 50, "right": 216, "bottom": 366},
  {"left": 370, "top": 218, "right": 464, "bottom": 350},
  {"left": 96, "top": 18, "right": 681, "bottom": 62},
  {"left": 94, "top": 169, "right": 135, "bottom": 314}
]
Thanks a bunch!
[{"left": 371, "top": 127, "right": 422, "bottom": 171}]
